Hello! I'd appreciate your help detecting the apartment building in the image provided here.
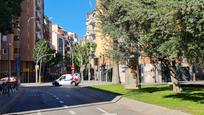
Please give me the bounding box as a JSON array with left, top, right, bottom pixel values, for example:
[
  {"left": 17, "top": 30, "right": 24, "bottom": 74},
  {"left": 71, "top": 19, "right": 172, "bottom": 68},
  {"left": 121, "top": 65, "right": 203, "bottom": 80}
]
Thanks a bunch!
[
  {"left": 0, "top": 0, "right": 44, "bottom": 83},
  {"left": 0, "top": 16, "right": 21, "bottom": 79},
  {"left": 19, "top": 0, "right": 44, "bottom": 83},
  {"left": 86, "top": 11, "right": 96, "bottom": 43},
  {"left": 83, "top": 1, "right": 114, "bottom": 81},
  {"left": 51, "top": 24, "right": 65, "bottom": 54}
]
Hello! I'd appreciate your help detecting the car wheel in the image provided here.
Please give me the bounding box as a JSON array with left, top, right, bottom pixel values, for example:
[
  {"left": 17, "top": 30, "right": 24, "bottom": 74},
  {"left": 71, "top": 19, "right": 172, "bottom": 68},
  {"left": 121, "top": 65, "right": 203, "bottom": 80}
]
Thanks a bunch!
[{"left": 71, "top": 81, "right": 76, "bottom": 86}]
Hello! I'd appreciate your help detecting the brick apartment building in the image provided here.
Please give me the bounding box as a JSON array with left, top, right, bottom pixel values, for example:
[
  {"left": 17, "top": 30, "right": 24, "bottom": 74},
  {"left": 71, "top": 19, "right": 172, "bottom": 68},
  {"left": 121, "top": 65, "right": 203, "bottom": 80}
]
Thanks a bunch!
[{"left": 0, "top": 0, "right": 44, "bottom": 83}]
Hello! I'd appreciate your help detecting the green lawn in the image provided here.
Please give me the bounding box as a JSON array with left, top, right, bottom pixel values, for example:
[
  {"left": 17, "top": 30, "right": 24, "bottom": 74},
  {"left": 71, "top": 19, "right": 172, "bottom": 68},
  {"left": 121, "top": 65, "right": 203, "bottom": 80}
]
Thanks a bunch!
[{"left": 92, "top": 84, "right": 204, "bottom": 115}]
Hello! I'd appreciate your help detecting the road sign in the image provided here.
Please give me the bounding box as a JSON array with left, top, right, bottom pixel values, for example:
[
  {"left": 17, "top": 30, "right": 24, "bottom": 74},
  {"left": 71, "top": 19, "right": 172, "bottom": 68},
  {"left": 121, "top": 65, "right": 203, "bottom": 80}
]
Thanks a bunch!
[{"left": 71, "top": 67, "right": 75, "bottom": 70}]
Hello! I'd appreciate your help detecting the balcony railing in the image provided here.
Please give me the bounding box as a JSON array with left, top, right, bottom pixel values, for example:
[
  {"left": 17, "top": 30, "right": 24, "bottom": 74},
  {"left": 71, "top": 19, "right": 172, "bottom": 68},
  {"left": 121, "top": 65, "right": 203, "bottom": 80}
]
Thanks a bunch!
[
  {"left": 36, "top": 0, "right": 41, "bottom": 10},
  {"left": 36, "top": 32, "right": 43, "bottom": 40},
  {"left": 14, "top": 41, "right": 20, "bottom": 48},
  {"left": 36, "top": 10, "right": 41, "bottom": 18},
  {"left": 36, "top": 21, "right": 42, "bottom": 31}
]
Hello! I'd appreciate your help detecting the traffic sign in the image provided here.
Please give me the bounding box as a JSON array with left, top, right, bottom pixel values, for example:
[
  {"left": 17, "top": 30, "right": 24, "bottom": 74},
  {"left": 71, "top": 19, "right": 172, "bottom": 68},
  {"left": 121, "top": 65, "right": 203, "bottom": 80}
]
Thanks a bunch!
[{"left": 71, "top": 67, "right": 75, "bottom": 70}]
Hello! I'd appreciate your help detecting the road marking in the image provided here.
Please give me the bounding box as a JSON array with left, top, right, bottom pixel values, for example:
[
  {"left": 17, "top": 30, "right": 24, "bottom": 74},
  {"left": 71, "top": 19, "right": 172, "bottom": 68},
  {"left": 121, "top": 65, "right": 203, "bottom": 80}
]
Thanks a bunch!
[
  {"left": 69, "top": 111, "right": 76, "bottom": 115},
  {"left": 96, "top": 107, "right": 108, "bottom": 114},
  {"left": 59, "top": 101, "right": 64, "bottom": 104},
  {"left": 102, "top": 114, "right": 117, "bottom": 115},
  {"left": 37, "top": 111, "right": 41, "bottom": 115},
  {"left": 64, "top": 105, "right": 68, "bottom": 108},
  {"left": 96, "top": 107, "right": 117, "bottom": 115},
  {"left": 56, "top": 97, "right": 59, "bottom": 100}
]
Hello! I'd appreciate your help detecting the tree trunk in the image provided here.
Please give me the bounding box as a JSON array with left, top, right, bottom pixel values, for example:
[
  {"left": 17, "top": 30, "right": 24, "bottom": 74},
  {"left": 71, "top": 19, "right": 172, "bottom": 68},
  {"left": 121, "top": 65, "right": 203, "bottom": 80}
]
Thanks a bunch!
[
  {"left": 136, "top": 64, "right": 141, "bottom": 89},
  {"left": 80, "top": 65, "right": 85, "bottom": 81},
  {"left": 39, "top": 60, "right": 42, "bottom": 83},
  {"left": 112, "top": 60, "right": 121, "bottom": 84},
  {"left": 165, "top": 60, "right": 182, "bottom": 93}
]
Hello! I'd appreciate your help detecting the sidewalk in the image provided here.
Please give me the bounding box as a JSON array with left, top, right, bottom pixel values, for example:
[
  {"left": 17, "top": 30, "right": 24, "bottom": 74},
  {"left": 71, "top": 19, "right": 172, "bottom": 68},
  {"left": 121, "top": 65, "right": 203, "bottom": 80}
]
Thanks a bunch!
[
  {"left": 117, "top": 97, "right": 191, "bottom": 115},
  {"left": 20, "top": 82, "right": 52, "bottom": 87},
  {"left": 20, "top": 81, "right": 113, "bottom": 87},
  {"left": 0, "top": 89, "right": 24, "bottom": 114}
]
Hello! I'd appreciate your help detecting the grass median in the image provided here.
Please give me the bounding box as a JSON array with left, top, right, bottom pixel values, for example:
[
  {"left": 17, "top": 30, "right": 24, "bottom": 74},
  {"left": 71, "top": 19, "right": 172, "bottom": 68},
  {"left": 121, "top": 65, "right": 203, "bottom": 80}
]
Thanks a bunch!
[{"left": 91, "top": 84, "right": 204, "bottom": 115}]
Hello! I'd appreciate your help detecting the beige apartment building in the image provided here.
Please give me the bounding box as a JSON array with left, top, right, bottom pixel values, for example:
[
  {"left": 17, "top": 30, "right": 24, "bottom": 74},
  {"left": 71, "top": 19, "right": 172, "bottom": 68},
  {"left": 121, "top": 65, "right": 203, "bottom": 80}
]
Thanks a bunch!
[{"left": 83, "top": 0, "right": 113, "bottom": 81}]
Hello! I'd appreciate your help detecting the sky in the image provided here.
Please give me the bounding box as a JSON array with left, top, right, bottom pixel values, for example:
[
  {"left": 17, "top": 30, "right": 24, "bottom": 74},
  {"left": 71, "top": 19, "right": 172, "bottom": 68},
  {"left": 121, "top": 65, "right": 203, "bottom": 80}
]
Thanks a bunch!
[{"left": 44, "top": 0, "right": 96, "bottom": 39}]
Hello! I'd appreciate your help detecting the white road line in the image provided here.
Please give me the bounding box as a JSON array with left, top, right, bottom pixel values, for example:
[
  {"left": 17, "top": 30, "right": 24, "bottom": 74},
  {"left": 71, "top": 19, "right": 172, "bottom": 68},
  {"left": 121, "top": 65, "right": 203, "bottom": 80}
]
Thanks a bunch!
[
  {"left": 96, "top": 107, "right": 109, "bottom": 114},
  {"left": 64, "top": 105, "right": 68, "bottom": 108},
  {"left": 37, "top": 111, "right": 41, "bottom": 115},
  {"left": 59, "top": 101, "right": 64, "bottom": 104},
  {"left": 96, "top": 107, "right": 118, "bottom": 115},
  {"left": 56, "top": 97, "right": 59, "bottom": 100},
  {"left": 102, "top": 113, "right": 118, "bottom": 115},
  {"left": 69, "top": 111, "right": 76, "bottom": 115},
  {"left": 102, "top": 114, "right": 117, "bottom": 115}
]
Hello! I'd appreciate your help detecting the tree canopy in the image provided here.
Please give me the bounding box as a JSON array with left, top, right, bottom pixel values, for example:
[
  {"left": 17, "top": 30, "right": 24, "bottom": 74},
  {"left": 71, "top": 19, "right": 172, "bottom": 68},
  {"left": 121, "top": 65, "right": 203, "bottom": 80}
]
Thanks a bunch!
[
  {"left": 33, "top": 40, "right": 55, "bottom": 63},
  {"left": 0, "top": 0, "right": 22, "bottom": 34},
  {"left": 99, "top": 0, "right": 204, "bottom": 92},
  {"left": 99, "top": 0, "right": 204, "bottom": 67},
  {"left": 73, "top": 41, "right": 97, "bottom": 67}
]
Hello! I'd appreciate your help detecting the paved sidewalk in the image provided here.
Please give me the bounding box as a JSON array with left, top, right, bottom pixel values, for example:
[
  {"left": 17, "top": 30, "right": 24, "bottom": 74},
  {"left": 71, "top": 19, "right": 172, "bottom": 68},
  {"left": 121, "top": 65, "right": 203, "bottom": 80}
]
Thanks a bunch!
[
  {"left": 20, "top": 81, "right": 113, "bottom": 87},
  {"left": 117, "top": 97, "right": 191, "bottom": 115},
  {"left": 0, "top": 89, "right": 24, "bottom": 114}
]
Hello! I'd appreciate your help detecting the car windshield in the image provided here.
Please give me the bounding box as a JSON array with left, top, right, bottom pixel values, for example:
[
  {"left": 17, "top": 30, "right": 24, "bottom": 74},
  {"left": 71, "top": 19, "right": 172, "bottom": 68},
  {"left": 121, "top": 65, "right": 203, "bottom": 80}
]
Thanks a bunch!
[{"left": 59, "top": 75, "right": 66, "bottom": 81}]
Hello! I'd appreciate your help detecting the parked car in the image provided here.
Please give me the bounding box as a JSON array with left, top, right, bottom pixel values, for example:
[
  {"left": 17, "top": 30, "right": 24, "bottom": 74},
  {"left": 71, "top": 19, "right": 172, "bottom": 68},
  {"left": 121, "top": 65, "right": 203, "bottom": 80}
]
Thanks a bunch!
[
  {"left": 0, "top": 77, "right": 20, "bottom": 86},
  {"left": 52, "top": 73, "right": 80, "bottom": 86}
]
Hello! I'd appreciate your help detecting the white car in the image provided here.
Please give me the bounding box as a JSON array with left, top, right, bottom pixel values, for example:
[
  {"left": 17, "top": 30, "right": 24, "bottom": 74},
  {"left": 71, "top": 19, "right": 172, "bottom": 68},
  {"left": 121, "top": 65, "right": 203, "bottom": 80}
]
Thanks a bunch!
[{"left": 52, "top": 73, "right": 80, "bottom": 86}]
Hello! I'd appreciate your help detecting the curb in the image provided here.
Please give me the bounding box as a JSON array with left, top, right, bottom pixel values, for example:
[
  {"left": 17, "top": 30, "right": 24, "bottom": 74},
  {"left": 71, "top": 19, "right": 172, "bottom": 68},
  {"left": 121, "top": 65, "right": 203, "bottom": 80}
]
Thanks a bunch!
[{"left": 0, "top": 89, "right": 24, "bottom": 114}]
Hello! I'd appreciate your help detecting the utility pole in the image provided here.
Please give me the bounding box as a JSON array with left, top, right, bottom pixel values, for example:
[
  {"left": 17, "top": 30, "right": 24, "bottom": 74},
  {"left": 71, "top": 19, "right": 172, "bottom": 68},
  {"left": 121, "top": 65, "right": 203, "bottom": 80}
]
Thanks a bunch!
[{"left": 7, "top": 35, "right": 11, "bottom": 96}]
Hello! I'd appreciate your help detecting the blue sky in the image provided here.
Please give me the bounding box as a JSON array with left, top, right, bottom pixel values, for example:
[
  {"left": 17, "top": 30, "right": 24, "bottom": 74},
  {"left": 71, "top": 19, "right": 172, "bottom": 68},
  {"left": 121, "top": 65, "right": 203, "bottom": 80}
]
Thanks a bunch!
[{"left": 44, "top": 0, "right": 96, "bottom": 39}]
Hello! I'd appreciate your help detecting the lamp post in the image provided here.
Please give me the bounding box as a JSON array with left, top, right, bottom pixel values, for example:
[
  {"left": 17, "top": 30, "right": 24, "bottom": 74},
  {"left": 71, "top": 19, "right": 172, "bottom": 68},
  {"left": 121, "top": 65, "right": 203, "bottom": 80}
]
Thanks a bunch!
[
  {"left": 7, "top": 37, "right": 12, "bottom": 97},
  {"left": 27, "top": 16, "right": 36, "bottom": 83}
]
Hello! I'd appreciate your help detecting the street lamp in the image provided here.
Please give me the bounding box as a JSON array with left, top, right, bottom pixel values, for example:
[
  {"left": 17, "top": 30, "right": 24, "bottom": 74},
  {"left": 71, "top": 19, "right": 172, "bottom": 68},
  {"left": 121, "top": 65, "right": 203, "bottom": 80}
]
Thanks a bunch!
[
  {"left": 7, "top": 38, "right": 12, "bottom": 97},
  {"left": 27, "top": 16, "right": 36, "bottom": 83}
]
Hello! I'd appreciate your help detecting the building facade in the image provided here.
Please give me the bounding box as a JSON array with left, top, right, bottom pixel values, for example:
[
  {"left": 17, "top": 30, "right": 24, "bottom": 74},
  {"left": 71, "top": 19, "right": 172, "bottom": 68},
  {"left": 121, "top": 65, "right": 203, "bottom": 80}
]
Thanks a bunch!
[{"left": 0, "top": 0, "right": 44, "bottom": 83}]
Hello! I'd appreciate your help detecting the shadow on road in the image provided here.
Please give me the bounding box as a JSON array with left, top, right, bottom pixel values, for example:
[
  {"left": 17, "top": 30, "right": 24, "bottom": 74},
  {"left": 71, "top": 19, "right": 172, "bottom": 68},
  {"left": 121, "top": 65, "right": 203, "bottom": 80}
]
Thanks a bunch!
[{"left": 3, "top": 86, "right": 119, "bottom": 114}]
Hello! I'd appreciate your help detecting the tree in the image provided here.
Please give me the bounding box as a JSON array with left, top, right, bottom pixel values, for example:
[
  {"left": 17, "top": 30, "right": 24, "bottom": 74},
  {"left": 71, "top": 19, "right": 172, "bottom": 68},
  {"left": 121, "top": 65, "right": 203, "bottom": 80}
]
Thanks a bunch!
[
  {"left": 0, "top": 0, "right": 22, "bottom": 34},
  {"left": 98, "top": 0, "right": 142, "bottom": 86},
  {"left": 72, "top": 41, "right": 96, "bottom": 80},
  {"left": 98, "top": 0, "right": 204, "bottom": 93},
  {"left": 33, "top": 40, "right": 55, "bottom": 83}
]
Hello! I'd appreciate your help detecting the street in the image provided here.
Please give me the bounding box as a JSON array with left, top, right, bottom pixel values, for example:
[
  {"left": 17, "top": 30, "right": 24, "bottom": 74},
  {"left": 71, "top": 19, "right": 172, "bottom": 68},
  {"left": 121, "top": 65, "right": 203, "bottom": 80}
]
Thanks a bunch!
[{"left": 5, "top": 85, "right": 142, "bottom": 115}]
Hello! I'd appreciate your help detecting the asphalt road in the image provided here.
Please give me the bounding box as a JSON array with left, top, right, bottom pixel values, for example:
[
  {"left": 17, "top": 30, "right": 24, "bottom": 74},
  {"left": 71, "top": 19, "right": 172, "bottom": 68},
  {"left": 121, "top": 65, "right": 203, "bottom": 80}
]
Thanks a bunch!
[{"left": 6, "top": 85, "right": 143, "bottom": 115}]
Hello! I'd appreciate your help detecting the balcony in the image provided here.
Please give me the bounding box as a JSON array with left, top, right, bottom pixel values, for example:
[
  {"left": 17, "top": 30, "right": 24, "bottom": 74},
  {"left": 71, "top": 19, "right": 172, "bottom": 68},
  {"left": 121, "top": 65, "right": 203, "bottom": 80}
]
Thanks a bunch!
[
  {"left": 36, "top": 0, "right": 41, "bottom": 10},
  {"left": 36, "top": 32, "right": 43, "bottom": 40},
  {"left": 14, "top": 28, "right": 20, "bottom": 36},
  {"left": 36, "top": 10, "right": 41, "bottom": 18},
  {"left": 36, "top": 21, "right": 42, "bottom": 31},
  {"left": 89, "top": 17, "right": 95, "bottom": 25},
  {"left": 88, "top": 30, "right": 95, "bottom": 35},
  {"left": 14, "top": 40, "right": 20, "bottom": 48}
]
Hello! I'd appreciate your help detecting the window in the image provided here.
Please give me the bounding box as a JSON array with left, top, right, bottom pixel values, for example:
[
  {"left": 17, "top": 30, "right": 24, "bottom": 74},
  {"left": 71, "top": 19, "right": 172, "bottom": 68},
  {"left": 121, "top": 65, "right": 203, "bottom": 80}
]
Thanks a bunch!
[
  {"left": 2, "top": 35, "right": 8, "bottom": 42},
  {"left": 2, "top": 48, "right": 8, "bottom": 55},
  {"left": 14, "top": 35, "right": 20, "bottom": 41},
  {"left": 14, "top": 48, "right": 18, "bottom": 54}
]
